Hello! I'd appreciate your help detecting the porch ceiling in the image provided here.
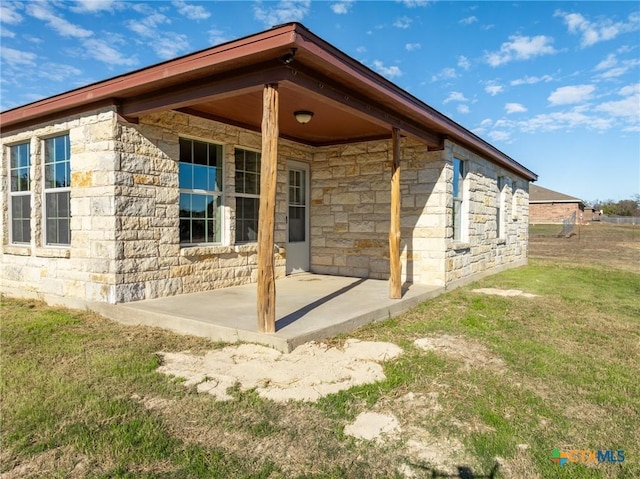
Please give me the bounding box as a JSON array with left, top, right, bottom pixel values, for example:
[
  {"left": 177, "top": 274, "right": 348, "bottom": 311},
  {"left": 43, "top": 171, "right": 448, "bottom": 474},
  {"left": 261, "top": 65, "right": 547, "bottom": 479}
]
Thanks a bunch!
[{"left": 176, "top": 82, "right": 393, "bottom": 147}]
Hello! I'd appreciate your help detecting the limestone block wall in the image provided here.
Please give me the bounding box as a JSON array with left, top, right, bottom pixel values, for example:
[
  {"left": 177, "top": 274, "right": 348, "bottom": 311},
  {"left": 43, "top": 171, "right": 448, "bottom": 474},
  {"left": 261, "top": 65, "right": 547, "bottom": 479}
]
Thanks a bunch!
[
  {"left": 444, "top": 140, "right": 529, "bottom": 285},
  {"left": 309, "top": 138, "right": 448, "bottom": 286},
  {"left": 112, "top": 111, "right": 310, "bottom": 302},
  {"left": 0, "top": 106, "right": 120, "bottom": 304}
]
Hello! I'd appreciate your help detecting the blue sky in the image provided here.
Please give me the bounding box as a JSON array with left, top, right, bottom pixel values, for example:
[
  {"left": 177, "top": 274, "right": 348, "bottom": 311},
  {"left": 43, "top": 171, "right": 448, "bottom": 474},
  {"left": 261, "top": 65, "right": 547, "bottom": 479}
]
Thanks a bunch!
[{"left": 1, "top": 1, "right": 639, "bottom": 202}]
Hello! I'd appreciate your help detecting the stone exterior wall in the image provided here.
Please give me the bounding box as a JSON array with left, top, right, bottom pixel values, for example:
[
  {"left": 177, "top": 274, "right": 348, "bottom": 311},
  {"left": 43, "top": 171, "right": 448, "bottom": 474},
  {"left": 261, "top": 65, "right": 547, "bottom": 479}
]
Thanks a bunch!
[
  {"left": 310, "top": 138, "right": 448, "bottom": 286},
  {"left": 112, "top": 111, "right": 312, "bottom": 302},
  {"left": 529, "top": 202, "right": 583, "bottom": 224},
  {"left": 1, "top": 106, "right": 120, "bottom": 305},
  {"left": 1, "top": 110, "right": 531, "bottom": 306},
  {"left": 443, "top": 140, "right": 529, "bottom": 286}
]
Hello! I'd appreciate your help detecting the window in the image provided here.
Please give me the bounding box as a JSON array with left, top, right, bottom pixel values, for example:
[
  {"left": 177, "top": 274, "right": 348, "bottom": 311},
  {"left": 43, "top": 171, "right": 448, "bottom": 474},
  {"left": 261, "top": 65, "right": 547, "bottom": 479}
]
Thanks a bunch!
[
  {"left": 179, "top": 138, "right": 223, "bottom": 244},
  {"left": 44, "top": 135, "right": 71, "bottom": 245},
  {"left": 9, "top": 142, "right": 31, "bottom": 244},
  {"left": 497, "top": 176, "right": 506, "bottom": 239},
  {"left": 452, "top": 158, "right": 465, "bottom": 241},
  {"left": 235, "top": 148, "right": 261, "bottom": 242}
]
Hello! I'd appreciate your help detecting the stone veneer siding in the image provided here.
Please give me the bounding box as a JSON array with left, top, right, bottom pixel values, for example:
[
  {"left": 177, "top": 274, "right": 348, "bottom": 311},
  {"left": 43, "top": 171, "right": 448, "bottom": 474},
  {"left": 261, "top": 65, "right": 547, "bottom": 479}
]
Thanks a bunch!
[
  {"left": 1, "top": 106, "right": 120, "bottom": 306},
  {"left": 1, "top": 109, "right": 530, "bottom": 306},
  {"left": 310, "top": 138, "right": 448, "bottom": 286},
  {"left": 444, "top": 140, "right": 529, "bottom": 286}
]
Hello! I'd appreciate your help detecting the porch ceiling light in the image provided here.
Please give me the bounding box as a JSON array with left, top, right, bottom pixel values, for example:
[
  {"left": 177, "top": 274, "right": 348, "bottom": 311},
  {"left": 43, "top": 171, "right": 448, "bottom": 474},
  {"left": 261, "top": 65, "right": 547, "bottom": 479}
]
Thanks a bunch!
[{"left": 294, "top": 110, "right": 314, "bottom": 124}]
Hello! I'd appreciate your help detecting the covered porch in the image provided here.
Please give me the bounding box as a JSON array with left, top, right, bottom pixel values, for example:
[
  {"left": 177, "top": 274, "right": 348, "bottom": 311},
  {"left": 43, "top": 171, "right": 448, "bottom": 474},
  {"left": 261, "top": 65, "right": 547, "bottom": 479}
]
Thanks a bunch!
[{"left": 97, "top": 274, "right": 443, "bottom": 352}]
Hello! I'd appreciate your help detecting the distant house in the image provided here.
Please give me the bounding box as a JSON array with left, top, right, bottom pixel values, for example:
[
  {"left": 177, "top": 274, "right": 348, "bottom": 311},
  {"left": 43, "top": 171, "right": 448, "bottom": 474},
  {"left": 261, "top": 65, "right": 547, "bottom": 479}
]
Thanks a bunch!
[
  {"left": 529, "top": 185, "right": 593, "bottom": 224},
  {"left": 1, "top": 23, "right": 537, "bottom": 328}
]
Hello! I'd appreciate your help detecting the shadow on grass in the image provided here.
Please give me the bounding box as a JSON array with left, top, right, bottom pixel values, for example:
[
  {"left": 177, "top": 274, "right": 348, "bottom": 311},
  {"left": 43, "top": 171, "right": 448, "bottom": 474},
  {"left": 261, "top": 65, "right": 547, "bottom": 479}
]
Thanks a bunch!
[{"left": 409, "top": 461, "right": 500, "bottom": 478}]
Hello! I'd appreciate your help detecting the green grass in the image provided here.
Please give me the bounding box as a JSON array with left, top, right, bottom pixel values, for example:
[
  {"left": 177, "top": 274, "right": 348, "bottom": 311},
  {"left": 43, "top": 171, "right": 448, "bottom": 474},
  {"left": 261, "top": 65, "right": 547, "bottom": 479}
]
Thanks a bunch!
[{"left": 2, "top": 257, "right": 639, "bottom": 478}]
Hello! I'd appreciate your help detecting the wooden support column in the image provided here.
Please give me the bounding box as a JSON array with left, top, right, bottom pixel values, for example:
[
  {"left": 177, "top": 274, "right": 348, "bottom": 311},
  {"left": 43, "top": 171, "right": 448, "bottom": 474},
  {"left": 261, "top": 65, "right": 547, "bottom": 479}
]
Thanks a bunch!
[
  {"left": 389, "top": 127, "right": 402, "bottom": 299},
  {"left": 257, "top": 84, "right": 279, "bottom": 332}
]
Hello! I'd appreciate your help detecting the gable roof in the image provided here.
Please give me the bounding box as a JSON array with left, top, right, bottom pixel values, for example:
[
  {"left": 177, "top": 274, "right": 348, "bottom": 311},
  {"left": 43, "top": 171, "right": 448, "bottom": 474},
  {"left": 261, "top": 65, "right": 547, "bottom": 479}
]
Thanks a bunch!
[
  {"left": 529, "top": 185, "right": 585, "bottom": 206},
  {"left": 1, "top": 23, "right": 536, "bottom": 181}
]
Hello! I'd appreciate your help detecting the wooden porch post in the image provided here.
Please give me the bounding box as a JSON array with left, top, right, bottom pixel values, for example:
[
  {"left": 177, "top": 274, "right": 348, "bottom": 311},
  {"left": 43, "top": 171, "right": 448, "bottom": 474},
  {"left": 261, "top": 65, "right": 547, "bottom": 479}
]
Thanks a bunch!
[
  {"left": 389, "top": 127, "right": 402, "bottom": 299},
  {"left": 257, "top": 84, "right": 279, "bottom": 332}
]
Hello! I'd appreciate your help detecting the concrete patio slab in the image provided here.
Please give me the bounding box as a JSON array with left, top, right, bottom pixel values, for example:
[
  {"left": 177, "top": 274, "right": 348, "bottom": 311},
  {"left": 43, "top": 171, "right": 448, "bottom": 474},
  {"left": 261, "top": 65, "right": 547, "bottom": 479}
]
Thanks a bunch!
[{"left": 95, "top": 274, "right": 444, "bottom": 352}]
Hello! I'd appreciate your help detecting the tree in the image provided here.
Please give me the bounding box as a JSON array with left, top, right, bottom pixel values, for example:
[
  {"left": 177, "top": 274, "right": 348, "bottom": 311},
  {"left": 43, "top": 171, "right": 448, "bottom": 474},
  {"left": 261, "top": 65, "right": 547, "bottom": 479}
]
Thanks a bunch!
[{"left": 591, "top": 196, "right": 640, "bottom": 216}]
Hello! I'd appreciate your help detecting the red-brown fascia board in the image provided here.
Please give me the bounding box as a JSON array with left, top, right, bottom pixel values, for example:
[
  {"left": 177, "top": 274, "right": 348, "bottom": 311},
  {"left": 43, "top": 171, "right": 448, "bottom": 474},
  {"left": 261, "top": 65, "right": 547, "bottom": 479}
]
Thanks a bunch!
[
  {"left": 1, "top": 22, "right": 536, "bottom": 181},
  {"left": 0, "top": 24, "right": 300, "bottom": 129},
  {"left": 291, "top": 25, "right": 537, "bottom": 181}
]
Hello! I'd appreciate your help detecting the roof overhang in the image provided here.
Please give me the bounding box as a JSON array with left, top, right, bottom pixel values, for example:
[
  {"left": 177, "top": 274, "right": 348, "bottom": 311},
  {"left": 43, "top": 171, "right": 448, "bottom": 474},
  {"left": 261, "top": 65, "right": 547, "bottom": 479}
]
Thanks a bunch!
[{"left": 1, "top": 23, "right": 537, "bottom": 181}]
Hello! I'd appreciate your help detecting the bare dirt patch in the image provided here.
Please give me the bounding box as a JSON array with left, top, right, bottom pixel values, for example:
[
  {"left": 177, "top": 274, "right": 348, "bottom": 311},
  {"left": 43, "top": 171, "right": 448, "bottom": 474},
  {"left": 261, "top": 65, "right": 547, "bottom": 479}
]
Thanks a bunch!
[
  {"left": 529, "top": 223, "right": 640, "bottom": 272},
  {"left": 472, "top": 288, "right": 538, "bottom": 298},
  {"left": 414, "top": 335, "right": 506, "bottom": 371},
  {"left": 0, "top": 446, "right": 94, "bottom": 479},
  {"left": 344, "top": 412, "right": 401, "bottom": 443},
  {"left": 157, "top": 339, "right": 403, "bottom": 402}
]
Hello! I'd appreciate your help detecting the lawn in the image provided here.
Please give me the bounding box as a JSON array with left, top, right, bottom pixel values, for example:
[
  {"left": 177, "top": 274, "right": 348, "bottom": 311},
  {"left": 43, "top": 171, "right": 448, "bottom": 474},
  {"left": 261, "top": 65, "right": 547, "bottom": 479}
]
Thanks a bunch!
[{"left": 1, "top": 226, "right": 638, "bottom": 478}]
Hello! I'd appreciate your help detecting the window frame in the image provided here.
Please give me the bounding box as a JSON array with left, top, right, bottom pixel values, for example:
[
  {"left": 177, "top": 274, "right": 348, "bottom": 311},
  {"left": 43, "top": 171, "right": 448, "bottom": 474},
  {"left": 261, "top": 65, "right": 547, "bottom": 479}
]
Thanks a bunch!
[
  {"left": 8, "top": 142, "right": 32, "bottom": 245},
  {"left": 234, "top": 147, "right": 261, "bottom": 244},
  {"left": 497, "top": 176, "right": 506, "bottom": 240},
  {"left": 178, "top": 137, "right": 224, "bottom": 246},
  {"left": 42, "top": 134, "right": 71, "bottom": 247},
  {"left": 452, "top": 158, "right": 466, "bottom": 242}
]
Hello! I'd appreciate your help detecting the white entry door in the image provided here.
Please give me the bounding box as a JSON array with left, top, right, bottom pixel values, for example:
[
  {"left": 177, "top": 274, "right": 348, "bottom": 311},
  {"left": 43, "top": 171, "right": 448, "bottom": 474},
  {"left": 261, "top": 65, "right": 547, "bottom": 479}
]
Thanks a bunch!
[{"left": 286, "top": 160, "right": 310, "bottom": 274}]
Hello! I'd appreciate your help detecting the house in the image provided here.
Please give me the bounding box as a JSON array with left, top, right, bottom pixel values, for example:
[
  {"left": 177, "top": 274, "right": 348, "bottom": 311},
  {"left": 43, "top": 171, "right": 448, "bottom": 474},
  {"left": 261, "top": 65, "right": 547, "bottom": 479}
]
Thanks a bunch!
[
  {"left": 529, "top": 185, "right": 591, "bottom": 224},
  {"left": 1, "top": 23, "right": 537, "bottom": 332}
]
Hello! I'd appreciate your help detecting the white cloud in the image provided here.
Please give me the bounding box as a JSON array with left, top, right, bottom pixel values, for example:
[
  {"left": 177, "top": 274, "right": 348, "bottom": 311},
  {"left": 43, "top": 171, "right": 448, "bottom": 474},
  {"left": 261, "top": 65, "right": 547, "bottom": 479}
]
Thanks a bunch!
[
  {"left": 510, "top": 74, "right": 553, "bottom": 86},
  {"left": 0, "top": 46, "right": 36, "bottom": 66},
  {"left": 393, "top": 16, "right": 412, "bottom": 29},
  {"left": 488, "top": 130, "right": 511, "bottom": 142},
  {"left": 485, "top": 83, "right": 503, "bottom": 96},
  {"left": 594, "top": 58, "right": 640, "bottom": 80},
  {"left": 398, "top": 0, "right": 430, "bottom": 7},
  {"left": 126, "top": 12, "right": 168, "bottom": 38},
  {"left": 125, "top": 10, "right": 191, "bottom": 58},
  {"left": 372, "top": 60, "right": 402, "bottom": 79},
  {"left": 254, "top": 0, "right": 311, "bottom": 27},
  {"left": 355, "top": 46, "right": 367, "bottom": 54},
  {"left": 595, "top": 53, "right": 617, "bottom": 71},
  {"left": 81, "top": 38, "right": 137, "bottom": 66},
  {"left": 619, "top": 83, "right": 640, "bottom": 96},
  {"left": 459, "top": 16, "right": 477, "bottom": 25},
  {"left": 405, "top": 43, "right": 421, "bottom": 51},
  {"left": 444, "top": 91, "right": 468, "bottom": 104},
  {"left": 505, "top": 102, "right": 527, "bottom": 114},
  {"left": 208, "top": 29, "right": 230, "bottom": 46},
  {"left": 595, "top": 84, "right": 640, "bottom": 123},
  {"left": 173, "top": 0, "right": 210, "bottom": 20},
  {"left": 331, "top": 1, "right": 355, "bottom": 14},
  {"left": 0, "top": 3, "right": 23, "bottom": 24},
  {"left": 518, "top": 110, "right": 613, "bottom": 132},
  {"left": 457, "top": 104, "right": 469, "bottom": 114},
  {"left": 1, "top": 28, "right": 15, "bottom": 38},
  {"left": 548, "top": 84, "right": 595, "bottom": 105},
  {"left": 38, "top": 63, "right": 83, "bottom": 82},
  {"left": 153, "top": 32, "right": 190, "bottom": 59},
  {"left": 485, "top": 35, "right": 557, "bottom": 66},
  {"left": 431, "top": 67, "right": 456, "bottom": 82},
  {"left": 555, "top": 10, "right": 640, "bottom": 47},
  {"left": 70, "top": 1, "right": 119, "bottom": 13},
  {"left": 457, "top": 55, "right": 470, "bottom": 70},
  {"left": 596, "top": 95, "right": 640, "bottom": 118},
  {"left": 26, "top": 2, "right": 93, "bottom": 38}
]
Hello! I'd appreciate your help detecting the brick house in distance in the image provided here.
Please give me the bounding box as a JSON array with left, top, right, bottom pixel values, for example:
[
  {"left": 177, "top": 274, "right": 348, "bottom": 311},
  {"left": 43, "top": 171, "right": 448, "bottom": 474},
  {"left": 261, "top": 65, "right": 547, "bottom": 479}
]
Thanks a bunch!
[
  {"left": 1, "top": 23, "right": 537, "bottom": 327},
  {"left": 529, "top": 185, "right": 591, "bottom": 224}
]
